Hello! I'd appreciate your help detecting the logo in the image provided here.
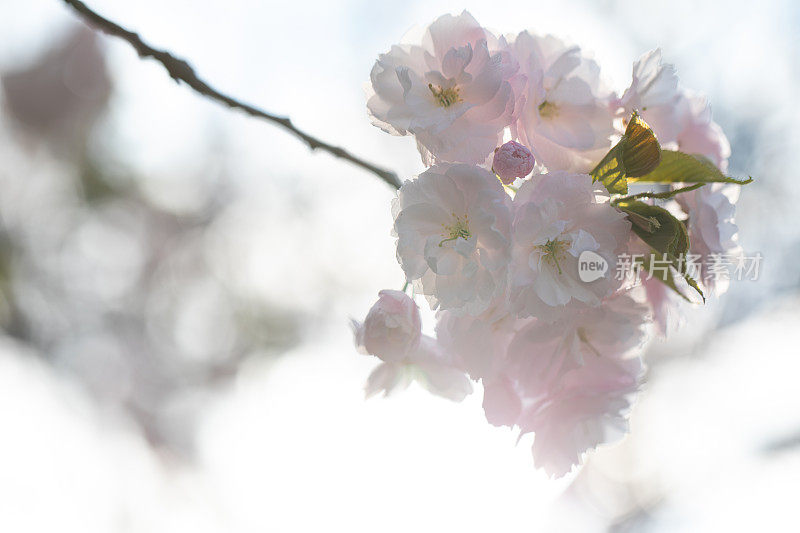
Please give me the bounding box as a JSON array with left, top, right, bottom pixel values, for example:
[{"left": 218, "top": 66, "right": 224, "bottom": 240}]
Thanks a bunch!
[{"left": 578, "top": 250, "right": 608, "bottom": 282}]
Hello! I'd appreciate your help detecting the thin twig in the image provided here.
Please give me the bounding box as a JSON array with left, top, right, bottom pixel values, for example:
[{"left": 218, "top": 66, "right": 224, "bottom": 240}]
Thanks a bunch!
[
  {"left": 60, "top": 0, "right": 403, "bottom": 190},
  {"left": 612, "top": 183, "right": 705, "bottom": 204}
]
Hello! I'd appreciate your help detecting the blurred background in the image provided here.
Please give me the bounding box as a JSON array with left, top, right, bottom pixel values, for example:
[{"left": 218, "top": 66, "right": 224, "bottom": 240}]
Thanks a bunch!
[{"left": 0, "top": 0, "right": 797, "bottom": 531}]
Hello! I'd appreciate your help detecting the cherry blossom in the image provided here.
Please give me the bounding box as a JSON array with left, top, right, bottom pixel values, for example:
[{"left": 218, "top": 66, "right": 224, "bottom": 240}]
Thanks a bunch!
[
  {"left": 393, "top": 163, "right": 513, "bottom": 315},
  {"left": 509, "top": 172, "right": 630, "bottom": 320},
  {"left": 638, "top": 275, "right": 684, "bottom": 337},
  {"left": 507, "top": 295, "right": 649, "bottom": 476},
  {"left": 674, "top": 93, "right": 738, "bottom": 294},
  {"left": 676, "top": 183, "right": 741, "bottom": 294},
  {"left": 354, "top": 292, "right": 472, "bottom": 401},
  {"left": 356, "top": 14, "right": 748, "bottom": 478},
  {"left": 362, "top": 335, "right": 473, "bottom": 401},
  {"left": 367, "top": 11, "right": 522, "bottom": 164},
  {"left": 352, "top": 290, "right": 421, "bottom": 362},
  {"left": 518, "top": 352, "right": 643, "bottom": 477},
  {"left": 435, "top": 310, "right": 516, "bottom": 381},
  {"left": 677, "top": 89, "right": 731, "bottom": 170},
  {"left": 505, "top": 294, "right": 650, "bottom": 392},
  {"left": 492, "top": 140, "right": 535, "bottom": 184},
  {"left": 617, "top": 48, "right": 685, "bottom": 145},
  {"left": 510, "top": 31, "right": 616, "bottom": 172},
  {"left": 627, "top": 236, "right": 686, "bottom": 337}
]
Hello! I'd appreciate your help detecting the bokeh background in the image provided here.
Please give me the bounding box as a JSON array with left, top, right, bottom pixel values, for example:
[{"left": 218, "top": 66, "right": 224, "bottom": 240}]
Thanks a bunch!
[{"left": 0, "top": 0, "right": 797, "bottom": 531}]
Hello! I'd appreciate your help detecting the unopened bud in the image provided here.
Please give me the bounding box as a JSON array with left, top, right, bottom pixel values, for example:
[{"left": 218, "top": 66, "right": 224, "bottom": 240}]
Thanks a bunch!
[{"left": 492, "top": 141, "right": 535, "bottom": 184}]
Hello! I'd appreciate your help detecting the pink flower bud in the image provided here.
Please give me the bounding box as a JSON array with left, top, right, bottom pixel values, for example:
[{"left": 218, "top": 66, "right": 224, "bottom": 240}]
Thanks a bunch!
[
  {"left": 352, "top": 290, "right": 421, "bottom": 363},
  {"left": 492, "top": 141, "right": 535, "bottom": 184}
]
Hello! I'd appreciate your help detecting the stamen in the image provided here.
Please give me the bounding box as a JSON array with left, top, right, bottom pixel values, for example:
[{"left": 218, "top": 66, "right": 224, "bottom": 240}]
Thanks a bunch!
[
  {"left": 577, "top": 327, "right": 602, "bottom": 357},
  {"left": 429, "top": 84, "right": 462, "bottom": 108},
  {"left": 538, "top": 100, "right": 559, "bottom": 119},
  {"left": 439, "top": 214, "right": 471, "bottom": 247},
  {"left": 537, "top": 238, "right": 569, "bottom": 275}
]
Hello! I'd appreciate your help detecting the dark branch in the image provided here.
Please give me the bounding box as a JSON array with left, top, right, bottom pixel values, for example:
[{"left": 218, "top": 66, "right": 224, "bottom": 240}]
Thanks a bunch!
[{"left": 60, "top": 0, "right": 403, "bottom": 190}]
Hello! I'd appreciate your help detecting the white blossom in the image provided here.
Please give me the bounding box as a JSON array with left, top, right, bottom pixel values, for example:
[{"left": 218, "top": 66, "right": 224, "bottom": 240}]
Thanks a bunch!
[
  {"left": 676, "top": 183, "right": 741, "bottom": 294},
  {"left": 393, "top": 163, "right": 513, "bottom": 315},
  {"left": 367, "top": 11, "right": 522, "bottom": 164},
  {"left": 363, "top": 336, "right": 473, "bottom": 402},
  {"left": 510, "top": 31, "right": 615, "bottom": 172},
  {"left": 434, "top": 307, "right": 518, "bottom": 381},
  {"left": 673, "top": 95, "right": 738, "bottom": 294},
  {"left": 357, "top": 19, "right": 748, "bottom": 477},
  {"left": 518, "top": 352, "right": 643, "bottom": 477},
  {"left": 509, "top": 171, "right": 630, "bottom": 320},
  {"left": 677, "top": 89, "right": 731, "bottom": 170},
  {"left": 627, "top": 236, "right": 686, "bottom": 337},
  {"left": 353, "top": 292, "right": 472, "bottom": 401},
  {"left": 618, "top": 48, "right": 685, "bottom": 145},
  {"left": 507, "top": 295, "right": 649, "bottom": 477},
  {"left": 505, "top": 294, "right": 650, "bottom": 392},
  {"left": 352, "top": 290, "right": 421, "bottom": 363}
]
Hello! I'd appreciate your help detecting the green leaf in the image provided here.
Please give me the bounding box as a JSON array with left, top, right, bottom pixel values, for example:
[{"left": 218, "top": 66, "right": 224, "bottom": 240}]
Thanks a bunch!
[
  {"left": 612, "top": 183, "right": 705, "bottom": 204},
  {"left": 636, "top": 252, "right": 705, "bottom": 303},
  {"left": 591, "top": 145, "right": 628, "bottom": 195},
  {"left": 636, "top": 253, "right": 692, "bottom": 303},
  {"left": 630, "top": 150, "right": 753, "bottom": 185},
  {"left": 616, "top": 199, "right": 705, "bottom": 301},
  {"left": 617, "top": 200, "right": 684, "bottom": 255},
  {"left": 591, "top": 111, "right": 662, "bottom": 195},
  {"left": 681, "top": 266, "right": 706, "bottom": 303}
]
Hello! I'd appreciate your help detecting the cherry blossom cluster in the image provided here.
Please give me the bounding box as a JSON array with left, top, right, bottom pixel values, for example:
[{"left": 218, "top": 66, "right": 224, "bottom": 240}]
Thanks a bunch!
[{"left": 353, "top": 11, "right": 745, "bottom": 477}]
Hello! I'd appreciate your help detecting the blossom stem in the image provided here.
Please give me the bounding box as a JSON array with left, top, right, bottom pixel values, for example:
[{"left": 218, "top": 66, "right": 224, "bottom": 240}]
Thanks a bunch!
[{"left": 59, "top": 0, "right": 403, "bottom": 190}]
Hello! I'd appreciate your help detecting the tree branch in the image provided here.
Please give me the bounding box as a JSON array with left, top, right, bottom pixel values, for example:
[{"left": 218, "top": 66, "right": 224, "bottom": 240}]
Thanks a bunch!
[{"left": 60, "top": 0, "right": 403, "bottom": 190}]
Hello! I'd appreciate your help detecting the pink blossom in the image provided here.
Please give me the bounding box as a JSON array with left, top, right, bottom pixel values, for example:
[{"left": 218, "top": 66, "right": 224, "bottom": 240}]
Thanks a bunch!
[
  {"left": 367, "top": 11, "right": 523, "bottom": 164},
  {"left": 510, "top": 31, "right": 616, "bottom": 172},
  {"left": 509, "top": 172, "right": 631, "bottom": 321},
  {"left": 676, "top": 183, "right": 741, "bottom": 294},
  {"left": 493, "top": 295, "right": 649, "bottom": 476},
  {"left": 617, "top": 49, "right": 685, "bottom": 145},
  {"left": 640, "top": 275, "right": 683, "bottom": 337},
  {"left": 393, "top": 164, "right": 513, "bottom": 315},
  {"left": 505, "top": 294, "right": 650, "bottom": 394},
  {"left": 482, "top": 376, "right": 522, "bottom": 427},
  {"left": 352, "top": 290, "right": 421, "bottom": 363},
  {"left": 519, "top": 352, "right": 643, "bottom": 477},
  {"left": 434, "top": 309, "right": 517, "bottom": 381},
  {"left": 628, "top": 236, "right": 685, "bottom": 337},
  {"left": 354, "top": 291, "right": 472, "bottom": 401},
  {"left": 358, "top": 20, "right": 748, "bottom": 477},
  {"left": 492, "top": 140, "right": 535, "bottom": 184},
  {"left": 677, "top": 89, "right": 731, "bottom": 170},
  {"left": 363, "top": 336, "right": 473, "bottom": 402}
]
